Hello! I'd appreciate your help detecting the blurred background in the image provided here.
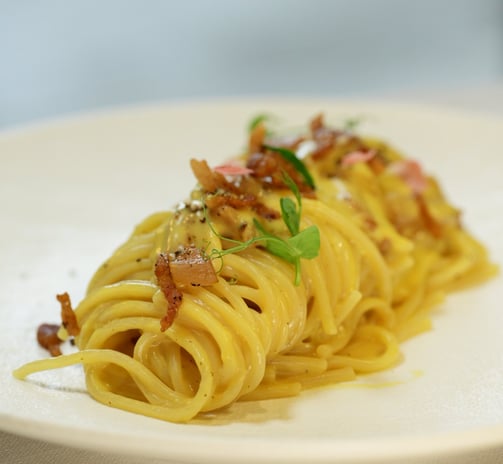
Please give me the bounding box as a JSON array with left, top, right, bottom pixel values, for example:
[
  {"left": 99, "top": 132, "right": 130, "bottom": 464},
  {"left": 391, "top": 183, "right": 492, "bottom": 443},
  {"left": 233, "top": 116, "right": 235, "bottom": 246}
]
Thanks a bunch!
[{"left": 1, "top": 0, "right": 502, "bottom": 129}]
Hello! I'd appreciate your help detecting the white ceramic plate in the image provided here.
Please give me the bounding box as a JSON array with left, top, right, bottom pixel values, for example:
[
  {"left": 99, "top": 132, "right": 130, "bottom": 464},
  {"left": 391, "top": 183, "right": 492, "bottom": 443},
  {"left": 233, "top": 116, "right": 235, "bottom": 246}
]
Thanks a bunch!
[{"left": 1, "top": 99, "right": 502, "bottom": 464}]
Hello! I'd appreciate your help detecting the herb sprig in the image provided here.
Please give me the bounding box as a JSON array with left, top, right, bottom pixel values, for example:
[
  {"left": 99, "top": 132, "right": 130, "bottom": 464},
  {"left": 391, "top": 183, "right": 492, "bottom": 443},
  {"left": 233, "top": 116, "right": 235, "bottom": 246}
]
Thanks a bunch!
[{"left": 207, "top": 173, "right": 320, "bottom": 285}]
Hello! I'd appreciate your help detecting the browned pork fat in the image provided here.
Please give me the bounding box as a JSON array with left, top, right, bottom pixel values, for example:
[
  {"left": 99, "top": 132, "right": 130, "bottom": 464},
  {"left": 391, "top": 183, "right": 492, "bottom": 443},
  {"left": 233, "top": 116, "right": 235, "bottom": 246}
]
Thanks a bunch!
[
  {"left": 155, "top": 253, "right": 183, "bottom": 332},
  {"left": 36, "top": 323, "right": 62, "bottom": 356},
  {"left": 57, "top": 292, "right": 79, "bottom": 336}
]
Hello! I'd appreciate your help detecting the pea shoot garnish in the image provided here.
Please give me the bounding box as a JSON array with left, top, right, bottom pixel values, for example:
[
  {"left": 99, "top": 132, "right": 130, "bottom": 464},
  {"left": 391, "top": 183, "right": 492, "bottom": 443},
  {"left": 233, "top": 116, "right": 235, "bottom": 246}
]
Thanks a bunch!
[{"left": 207, "top": 173, "right": 320, "bottom": 286}]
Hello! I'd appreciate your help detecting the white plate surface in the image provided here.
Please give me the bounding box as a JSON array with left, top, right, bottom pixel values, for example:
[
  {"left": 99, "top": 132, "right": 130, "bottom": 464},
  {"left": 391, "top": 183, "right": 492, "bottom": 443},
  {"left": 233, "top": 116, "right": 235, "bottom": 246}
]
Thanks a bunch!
[{"left": 0, "top": 99, "right": 502, "bottom": 464}]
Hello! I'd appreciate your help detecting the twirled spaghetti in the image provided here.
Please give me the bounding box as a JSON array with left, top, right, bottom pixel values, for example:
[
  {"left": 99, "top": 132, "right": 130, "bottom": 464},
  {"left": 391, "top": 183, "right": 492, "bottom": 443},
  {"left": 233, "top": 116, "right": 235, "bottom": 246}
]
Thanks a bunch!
[{"left": 14, "top": 114, "right": 497, "bottom": 422}]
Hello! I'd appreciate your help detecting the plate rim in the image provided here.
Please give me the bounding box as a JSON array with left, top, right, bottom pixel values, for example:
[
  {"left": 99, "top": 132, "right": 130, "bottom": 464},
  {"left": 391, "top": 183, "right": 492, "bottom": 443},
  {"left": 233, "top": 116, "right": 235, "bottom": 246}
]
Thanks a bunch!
[{"left": 2, "top": 408, "right": 503, "bottom": 463}]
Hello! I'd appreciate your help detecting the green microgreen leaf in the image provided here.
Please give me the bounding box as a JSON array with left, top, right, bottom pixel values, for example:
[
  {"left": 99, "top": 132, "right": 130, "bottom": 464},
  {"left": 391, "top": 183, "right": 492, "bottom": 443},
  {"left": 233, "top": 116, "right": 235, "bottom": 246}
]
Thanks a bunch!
[
  {"left": 263, "top": 144, "right": 316, "bottom": 190},
  {"left": 287, "top": 225, "right": 320, "bottom": 259},
  {"left": 280, "top": 197, "right": 299, "bottom": 236},
  {"left": 281, "top": 171, "right": 302, "bottom": 207},
  {"left": 254, "top": 218, "right": 298, "bottom": 264},
  {"left": 280, "top": 171, "right": 302, "bottom": 236},
  {"left": 262, "top": 238, "right": 297, "bottom": 264},
  {"left": 204, "top": 165, "right": 320, "bottom": 286}
]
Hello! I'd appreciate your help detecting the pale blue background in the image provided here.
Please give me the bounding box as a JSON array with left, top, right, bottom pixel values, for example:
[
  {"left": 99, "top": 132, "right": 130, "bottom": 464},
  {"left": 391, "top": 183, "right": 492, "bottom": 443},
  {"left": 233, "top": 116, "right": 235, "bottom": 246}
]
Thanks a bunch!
[{"left": 1, "top": 0, "right": 502, "bottom": 128}]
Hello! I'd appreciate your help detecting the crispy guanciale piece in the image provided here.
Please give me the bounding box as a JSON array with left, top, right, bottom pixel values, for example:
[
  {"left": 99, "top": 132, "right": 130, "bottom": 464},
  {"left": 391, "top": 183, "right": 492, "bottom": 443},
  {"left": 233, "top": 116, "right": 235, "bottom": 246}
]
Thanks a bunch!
[
  {"left": 368, "top": 154, "right": 387, "bottom": 174},
  {"left": 37, "top": 323, "right": 63, "bottom": 356},
  {"left": 310, "top": 113, "right": 325, "bottom": 134},
  {"left": 57, "top": 292, "right": 79, "bottom": 336},
  {"left": 155, "top": 253, "right": 183, "bottom": 332},
  {"left": 190, "top": 159, "right": 240, "bottom": 195},
  {"left": 192, "top": 158, "right": 281, "bottom": 223},
  {"left": 248, "top": 121, "right": 314, "bottom": 194},
  {"left": 205, "top": 192, "right": 280, "bottom": 221},
  {"left": 247, "top": 150, "right": 314, "bottom": 195},
  {"left": 169, "top": 246, "right": 218, "bottom": 288},
  {"left": 249, "top": 122, "right": 266, "bottom": 154},
  {"left": 205, "top": 192, "right": 256, "bottom": 210},
  {"left": 416, "top": 194, "right": 443, "bottom": 238},
  {"left": 309, "top": 113, "right": 339, "bottom": 159}
]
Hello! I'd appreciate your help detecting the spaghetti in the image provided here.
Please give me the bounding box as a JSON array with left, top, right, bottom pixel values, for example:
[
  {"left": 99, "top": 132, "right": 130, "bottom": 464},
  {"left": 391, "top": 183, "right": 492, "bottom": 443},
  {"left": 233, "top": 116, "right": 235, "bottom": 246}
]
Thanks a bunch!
[{"left": 14, "top": 114, "right": 497, "bottom": 422}]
